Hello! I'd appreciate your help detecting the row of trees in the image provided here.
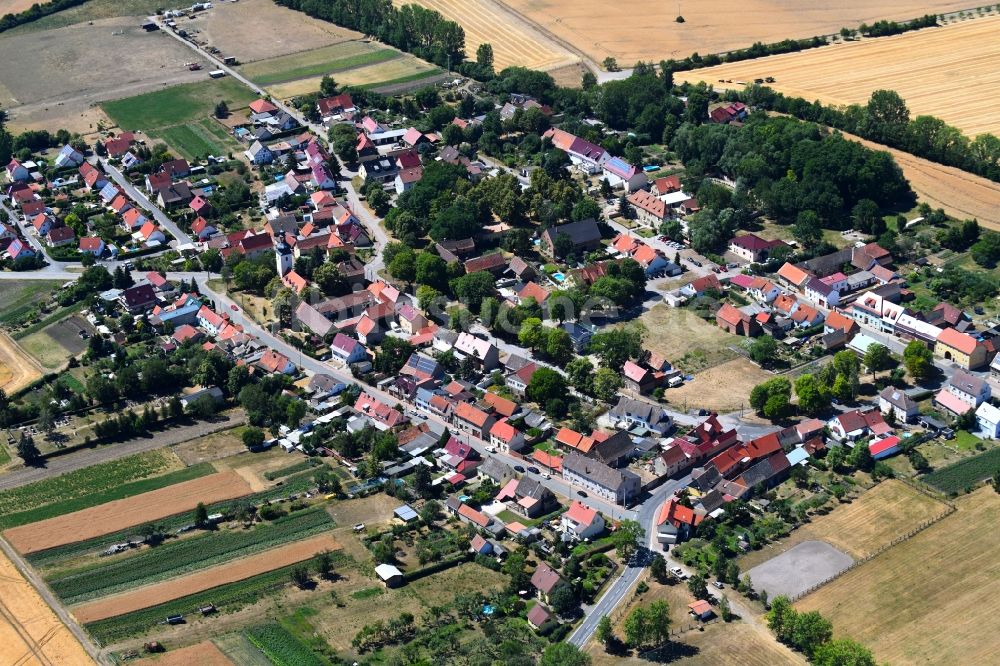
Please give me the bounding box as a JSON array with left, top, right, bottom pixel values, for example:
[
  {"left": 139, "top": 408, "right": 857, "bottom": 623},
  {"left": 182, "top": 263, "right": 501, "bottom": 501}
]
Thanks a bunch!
[
  {"left": 275, "top": 0, "right": 465, "bottom": 69},
  {"left": 741, "top": 85, "right": 1000, "bottom": 183},
  {"left": 767, "top": 596, "right": 876, "bottom": 664}
]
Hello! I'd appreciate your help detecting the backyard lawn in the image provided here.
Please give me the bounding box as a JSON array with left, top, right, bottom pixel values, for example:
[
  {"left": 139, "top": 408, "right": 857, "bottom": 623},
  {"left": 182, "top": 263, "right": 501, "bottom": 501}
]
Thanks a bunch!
[{"left": 102, "top": 78, "right": 256, "bottom": 130}]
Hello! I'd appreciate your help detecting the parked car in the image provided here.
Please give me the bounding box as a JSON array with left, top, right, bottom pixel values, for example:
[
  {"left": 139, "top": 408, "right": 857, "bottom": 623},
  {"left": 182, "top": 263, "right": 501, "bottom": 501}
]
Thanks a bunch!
[
  {"left": 527, "top": 466, "right": 540, "bottom": 474},
  {"left": 713, "top": 581, "right": 725, "bottom": 589},
  {"left": 576, "top": 490, "right": 588, "bottom": 498},
  {"left": 514, "top": 465, "right": 526, "bottom": 473}
]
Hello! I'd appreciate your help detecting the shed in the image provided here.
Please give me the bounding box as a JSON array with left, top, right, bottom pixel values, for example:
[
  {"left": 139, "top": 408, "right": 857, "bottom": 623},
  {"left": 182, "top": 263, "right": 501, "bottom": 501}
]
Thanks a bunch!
[
  {"left": 375, "top": 563, "right": 404, "bottom": 588},
  {"left": 688, "top": 600, "right": 714, "bottom": 620},
  {"left": 394, "top": 505, "right": 419, "bottom": 523}
]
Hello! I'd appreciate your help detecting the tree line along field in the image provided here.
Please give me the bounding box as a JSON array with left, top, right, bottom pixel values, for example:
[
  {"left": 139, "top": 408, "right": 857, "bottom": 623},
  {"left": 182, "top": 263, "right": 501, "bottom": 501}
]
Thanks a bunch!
[
  {"left": 797, "top": 487, "right": 1000, "bottom": 664},
  {"left": 676, "top": 14, "right": 1000, "bottom": 138},
  {"left": 395, "top": 0, "right": 578, "bottom": 72},
  {"left": 498, "top": 0, "right": 974, "bottom": 66}
]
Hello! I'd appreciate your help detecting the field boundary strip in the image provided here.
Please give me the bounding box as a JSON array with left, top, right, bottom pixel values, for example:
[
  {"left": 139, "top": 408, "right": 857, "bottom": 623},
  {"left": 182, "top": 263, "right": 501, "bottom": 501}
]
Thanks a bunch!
[
  {"left": 3, "top": 470, "right": 254, "bottom": 554},
  {"left": 791, "top": 503, "right": 956, "bottom": 602},
  {"left": 71, "top": 533, "right": 341, "bottom": 622}
]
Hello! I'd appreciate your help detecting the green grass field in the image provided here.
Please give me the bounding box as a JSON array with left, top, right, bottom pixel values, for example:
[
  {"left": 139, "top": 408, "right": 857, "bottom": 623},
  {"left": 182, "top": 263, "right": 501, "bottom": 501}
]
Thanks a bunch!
[
  {"left": 84, "top": 563, "right": 307, "bottom": 645},
  {"left": 240, "top": 42, "right": 399, "bottom": 86},
  {"left": 148, "top": 118, "right": 241, "bottom": 160},
  {"left": 0, "top": 280, "right": 62, "bottom": 328},
  {"left": 102, "top": 78, "right": 256, "bottom": 131},
  {"left": 0, "top": 443, "right": 10, "bottom": 466},
  {"left": 922, "top": 446, "right": 1000, "bottom": 494},
  {"left": 358, "top": 69, "right": 442, "bottom": 91},
  {"left": 245, "top": 623, "right": 328, "bottom": 666},
  {"left": 17, "top": 330, "right": 72, "bottom": 369},
  {"left": 0, "top": 450, "right": 177, "bottom": 522},
  {"left": 0, "top": 462, "right": 214, "bottom": 531},
  {"left": 47, "top": 508, "right": 334, "bottom": 604}
]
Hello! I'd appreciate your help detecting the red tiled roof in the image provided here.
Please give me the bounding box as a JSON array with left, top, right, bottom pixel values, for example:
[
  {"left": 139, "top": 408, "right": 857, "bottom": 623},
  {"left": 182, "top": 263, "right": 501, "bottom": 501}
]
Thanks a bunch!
[{"left": 937, "top": 327, "right": 979, "bottom": 355}]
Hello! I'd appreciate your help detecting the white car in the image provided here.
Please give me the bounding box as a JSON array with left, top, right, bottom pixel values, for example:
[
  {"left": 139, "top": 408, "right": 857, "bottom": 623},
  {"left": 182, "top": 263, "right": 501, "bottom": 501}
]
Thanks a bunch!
[{"left": 712, "top": 581, "right": 725, "bottom": 589}]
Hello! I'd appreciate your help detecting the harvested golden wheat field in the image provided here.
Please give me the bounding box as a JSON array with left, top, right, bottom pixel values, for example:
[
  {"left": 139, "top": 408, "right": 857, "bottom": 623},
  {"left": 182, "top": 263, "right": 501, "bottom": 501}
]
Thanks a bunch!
[
  {"left": 0, "top": 547, "right": 93, "bottom": 665},
  {"left": 4, "top": 471, "right": 253, "bottom": 554},
  {"left": 797, "top": 487, "right": 1000, "bottom": 665},
  {"left": 844, "top": 132, "right": 1000, "bottom": 229},
  {"left": 677, "top": 15, "right": 1000, "bottom": 137},
  {"left": 397, "top": 0, "right": 578, "bottom": 72},
  {"left": 72, "top": 534, "right": 341, "bottom": 622},
  {"left": 498, "top": 0, "right": 974, "bottom": 66}
]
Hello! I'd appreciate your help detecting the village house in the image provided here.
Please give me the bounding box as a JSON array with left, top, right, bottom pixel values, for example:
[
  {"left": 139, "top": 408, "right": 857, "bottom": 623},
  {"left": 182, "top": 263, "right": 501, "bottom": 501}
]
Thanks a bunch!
[
  {"left": 656, "top": 496, "right": 704, "bottom": 545},
  {"left": 976, "top": 402, "right": 1000, "bottom": 438},
  {"left": 330, "top": 332, "right": 368, "bottom": 365},
  {"left": 440, "top": 437, "right": 481, "bottom": 475},
  {"left": 497, "top": 476, "right": 557, "bottom": 519},
  {"left": 608, "top": 396, "right": 673, "bottom": 435},
  {"left": 626, "top": 191, "right": 668, "bottom": 228},
  {"left": 828, "top": 409, "right": 891, "bottom": 442},
  {"left": 935, "top": 370, "right": 991, "bottom": 416},
  {"left": 530, "top": 563, "right": 566, "bottom": 604},
  {"left": 560, "top": 501, "right": 605, "bottom": 541},
  {"left": 540, "top": 218, "right": 602, "bottom": 257},
  {"left": 562, "top": 452, "right": 641, "bottom": 505},
  {"left": 935, "top": 327, "right": 988, "bottom": 370},
  {"left": 453, "top": 332, "right": 499, "bottom": 371},
  {"left": 119, "top": 284, "right": 158, "bottom": 312},
  {"left": 489, "top": 419, "right": 527, "bottom": 453},
  {"left": 728, "top": 234, "right": 788, "bottom": 263},
  {"left": 78, "top": 236, "right": 105, "bottom": 256},
  {"left": 879, "top": 386, "right": 919, "bottom": 423},
  {"left": 452, "top": 402, "right": 496, "bottom": 440},
  {"left": 623, "top": 360, "right": 659, "bottom": 395},
  {"left": 257, "top": 349, "right": 296, "bottom": 375},
  {"left": 507, "top": 362, "right": 539, "bottom": 396},
  {"left": 355, "top": 392, "right": 406, "bottom": 430}
]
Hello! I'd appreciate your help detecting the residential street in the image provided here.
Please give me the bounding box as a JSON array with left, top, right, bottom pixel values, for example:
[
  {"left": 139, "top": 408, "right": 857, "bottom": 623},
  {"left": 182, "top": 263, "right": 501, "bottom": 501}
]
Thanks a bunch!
[
  {"left": 100, "top": 158, "right": 193, "bottom": 246},
  {"left": 568, "top": 473, "right": 691, "bottom": 647}
]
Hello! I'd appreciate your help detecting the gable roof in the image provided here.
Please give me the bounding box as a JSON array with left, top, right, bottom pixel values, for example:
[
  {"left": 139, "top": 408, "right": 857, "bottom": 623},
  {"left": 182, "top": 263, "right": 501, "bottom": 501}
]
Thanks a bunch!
[
  {"left": 937, "top": 327, "right": 979, "bottom": 355},
  {"left": 777, "top": 262, "right": 811, "bottom": 286}
]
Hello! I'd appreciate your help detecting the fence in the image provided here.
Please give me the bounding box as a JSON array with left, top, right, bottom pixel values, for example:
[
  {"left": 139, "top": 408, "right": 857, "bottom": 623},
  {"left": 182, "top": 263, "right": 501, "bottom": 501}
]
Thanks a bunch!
[{"left": 790, "top": 502, "right": 956, "bottom": 602}]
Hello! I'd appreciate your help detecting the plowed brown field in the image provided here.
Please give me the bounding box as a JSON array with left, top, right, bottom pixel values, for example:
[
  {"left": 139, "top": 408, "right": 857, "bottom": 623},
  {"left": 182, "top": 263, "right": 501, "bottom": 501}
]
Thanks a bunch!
[
  {"left": 0, "top": 332, "right": 42, "bottom": 394},
  {"left": 499, "top": 0, "right": 974, "bottom": 66},
  {"left": 677, "top": 14, "right": 1000, "bottom": 137},
  {"left": 72, "top": 534, "right": 340, "bottom": 623},
  {"left": 136, "top": 640, "right": 232, "bottom": 665},
  {"left": 3, "top": 471, "right": 253, "bottom": 554}
]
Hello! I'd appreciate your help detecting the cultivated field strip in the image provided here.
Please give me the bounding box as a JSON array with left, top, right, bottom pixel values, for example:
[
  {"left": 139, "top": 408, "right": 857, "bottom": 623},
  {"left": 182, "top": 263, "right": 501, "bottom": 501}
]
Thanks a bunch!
[
  {"left": 72, "top": 534, "right": 340, "bottom": 622},
  {"left": 500, "top": 0, "right": 975, "bottom": 65},
  {"left": 399, "top": 0, "right": 578, "bottom": 71},
  {"left": 135, "top": 641, "right": 233, "bottom": 665},
  {"left": 47, "top": 508, "right": 334, "bottom": 605},
  {"left": 677, "top": 14, "right": 1000, "bottom": 137},
  {"left": 4, "top": 471, "right": 253, "bottom": 554}
]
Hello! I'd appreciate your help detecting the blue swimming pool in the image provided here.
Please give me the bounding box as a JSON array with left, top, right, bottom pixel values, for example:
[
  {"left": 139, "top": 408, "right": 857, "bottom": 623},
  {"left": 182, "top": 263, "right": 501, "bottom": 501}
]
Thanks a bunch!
[{"left": 552, "top": 272, "right": 566, "bottom": 282}]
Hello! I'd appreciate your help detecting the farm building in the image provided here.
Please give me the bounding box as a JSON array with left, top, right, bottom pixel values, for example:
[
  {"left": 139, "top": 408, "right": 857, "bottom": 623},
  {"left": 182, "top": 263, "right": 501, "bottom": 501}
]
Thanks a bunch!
[{"left": 375, "top": 563, "right": 404, "bottom": 588}]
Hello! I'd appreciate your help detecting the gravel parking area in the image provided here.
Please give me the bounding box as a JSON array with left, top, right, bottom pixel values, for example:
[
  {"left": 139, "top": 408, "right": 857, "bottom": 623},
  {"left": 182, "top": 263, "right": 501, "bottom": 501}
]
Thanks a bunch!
[{"left": 748, "top": 540, "right": 854, "bottom": 599}]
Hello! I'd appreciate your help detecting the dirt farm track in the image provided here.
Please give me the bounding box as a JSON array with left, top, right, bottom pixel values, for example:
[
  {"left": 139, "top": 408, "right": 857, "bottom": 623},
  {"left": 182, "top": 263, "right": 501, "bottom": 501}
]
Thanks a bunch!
[
  {"left": 0, "top": 545, "right": 93, "bottom": 665},
  {"left": 3, "top": 471, "right": 253, "bottom": 554},
  {"left": 678, "top": 14, "right": 1000, "bottom": 138},
  {"left": 72, "top": 534, "right": 341, "bottom": 623}
]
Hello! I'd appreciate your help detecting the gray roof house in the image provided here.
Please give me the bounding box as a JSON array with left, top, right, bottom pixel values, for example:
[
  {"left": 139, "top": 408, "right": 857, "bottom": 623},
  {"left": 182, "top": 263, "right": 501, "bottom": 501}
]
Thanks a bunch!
[
  {"left": 878, "top": 386, "right": 919, "bottom": 423},
  {"left": 608, "top": 396, "right": 673, "bottom": 435},
  {"left": 562, "top": 452, "right": 641, "bottom": 505}
]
